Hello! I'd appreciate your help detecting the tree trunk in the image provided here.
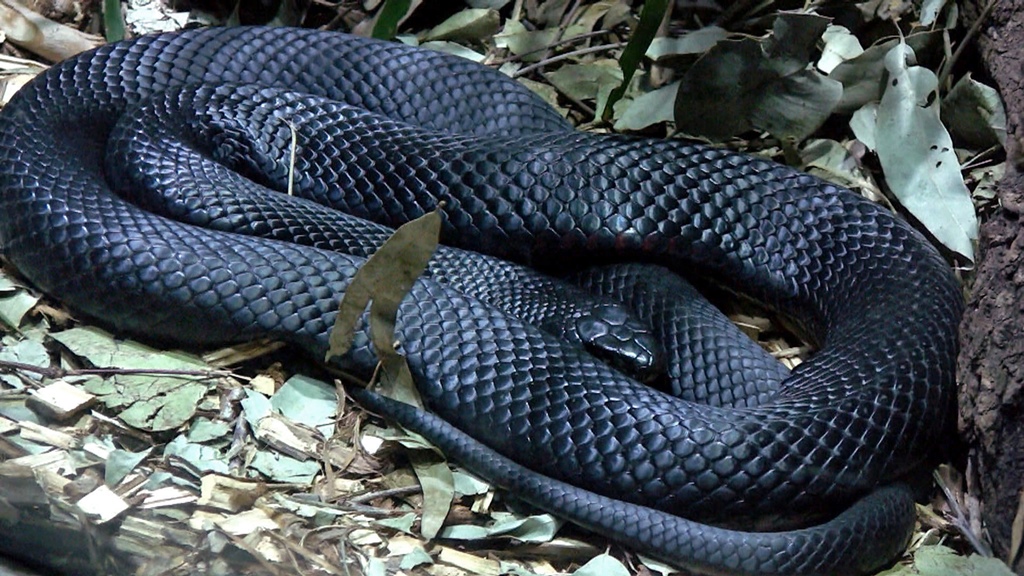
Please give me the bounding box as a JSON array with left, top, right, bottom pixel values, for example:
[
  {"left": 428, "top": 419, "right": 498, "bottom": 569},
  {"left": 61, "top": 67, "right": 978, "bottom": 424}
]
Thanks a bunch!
[{"left": 957, "top": 0, "right": 1024, "bottom": 572}]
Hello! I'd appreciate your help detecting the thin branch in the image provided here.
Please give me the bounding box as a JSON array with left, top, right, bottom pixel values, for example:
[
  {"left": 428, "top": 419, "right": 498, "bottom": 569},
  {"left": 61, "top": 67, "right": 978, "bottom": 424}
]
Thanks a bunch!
[
  {"left": 0, "top": 358, "right": 234, "bottom": 381},
  {"left": 938, "top": 0, "right": 998, "bottom": 88},
  {"left": 512, "top": 41, "right": 628, "bottom": 78}
]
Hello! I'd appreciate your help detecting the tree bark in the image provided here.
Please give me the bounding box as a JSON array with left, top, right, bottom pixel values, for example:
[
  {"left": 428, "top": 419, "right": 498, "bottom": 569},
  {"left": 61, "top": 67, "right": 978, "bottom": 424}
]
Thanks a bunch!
[{"left": 957, "top": 0, "right": 1024, "bottom": 572}]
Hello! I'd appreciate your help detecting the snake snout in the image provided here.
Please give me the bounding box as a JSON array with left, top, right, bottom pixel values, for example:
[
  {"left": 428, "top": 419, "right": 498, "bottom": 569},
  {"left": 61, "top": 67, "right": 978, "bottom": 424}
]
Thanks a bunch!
[{"left": 573, "top": 305, "right": 665, "bottom": 381}]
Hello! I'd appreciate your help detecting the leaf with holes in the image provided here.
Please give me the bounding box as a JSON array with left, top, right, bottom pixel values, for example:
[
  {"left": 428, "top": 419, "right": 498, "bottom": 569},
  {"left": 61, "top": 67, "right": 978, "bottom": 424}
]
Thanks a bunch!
[{"left": 872, "top": 42, "right": 977, "bottom": 261}]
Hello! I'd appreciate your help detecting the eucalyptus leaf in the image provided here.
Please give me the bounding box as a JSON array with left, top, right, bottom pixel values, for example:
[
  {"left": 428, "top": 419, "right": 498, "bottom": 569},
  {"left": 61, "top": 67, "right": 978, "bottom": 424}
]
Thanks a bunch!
[
  {"left": 164, "top": 435, "right": 229, "bottom": 474},
  {"left": 409, "top": 451, "right": 454, "bottom": 539},
  {"left": 423, "top": 8, "right": 500, "bottom": 42},
  {"left": 271, "top": 374, "right": 337, "bottom": 436},
  {"left": 375, "top": 512, "right": 418, "bottom": 534},
  {"left": 494, "top": 20, "right": 560, "bottom": 61},
  {"left": 106, "top": 447, "right": 152, "bottom": 487},
  {"left": 0, "top": 287, "right": 39, "bottom": 330},
  {"left": 830, "top": 31, "right": 943, "bottom": 113},
  {"left": 419, "top": 41, "right": 486, "bottom": 62},
  {"left": 241, "top": 388, "right": 272, "bottom": 428},
  {"left": 646, "top": 27, "right": 727, "bottom": 61},
  {"left": 326, "top": 209, "right": 440, "bottom": 408},
  {"left": 494, "top": 13, "right": 614, "bottom": 63},
  {"left": 849, "top": 102, "right": 879, "bottom": 150},
  {"left": 574, "top": 1, "right": 621, "bottom": 34},
  {"left": 800, "top": 139, "right": 879, "bottom": 197},
  {"left": 53, "top": 327, "right": 214, "bottom": 431},
  {"left": 818, "top": 25, "right": 864, "bottom": 74},
  {"left": 614, "top": 81, "right": 678, "bottom": 131},
  {"left": 398, "top": 547, "right": 434, "bottom": 570},
  {"left": 572, "top": 553, "right": 631, "bottom": 576},
  {"left": 249, "top": 450, "right": 319, "bottom": 483},
  {"left": 878, "top": 544, "right": 1014, "bottom": 575},
  {"left": 440, "top": 511, "right": 560, "bottom": 542},
  {"left": 942, "top": 73, "right": 1007, "bottom": 149},
  {"left": 187, "top": 418, "right": 231, "bottom": 443},
  {"left": 874, "top": 43, "right": 977, "bottom": 261},
  {"left": 675, "top": 13, "right": 838, "bottom": 140},
  {"left": 969, "top": 163, "right": 1004, "bottom": 202},
  {"left": 546, "top": 61, "right": 623, "bottom": 105},
  {"left": 750, "top": 71, "right": 842, "bottom": 140},
  {"left": 452, "top": 469, "right": 491, "bottom": 496},
  {"left": 0, "top": 338, "right": 49, "bottom": 388},
  {"left": 920, "top": 0, "right": 951, "bottom": 26}
]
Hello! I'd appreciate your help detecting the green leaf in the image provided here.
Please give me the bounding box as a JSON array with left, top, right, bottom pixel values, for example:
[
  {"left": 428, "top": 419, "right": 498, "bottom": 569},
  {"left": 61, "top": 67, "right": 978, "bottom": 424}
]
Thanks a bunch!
[
  {"left": 0, "top": 338, "right": 48, "bottom": 389},
  {"left": 0, "top": 274, "right": 39, "bottom": 330},
  {"left": 571, "top": 553, "right": 631, "bottom": 576},
  {"left": 674, "top": 13, "right": 840, "bottom": 140},
  {"left": 105, "top": 447, "right": 152, "bottom": 487},
  {"left": 271, "top": 374, "right": 337, "bottom": 437},
  {"left": 614, "top": 81, "right": 678, "bottom": 131},
  {"left": 409, "top": 451, "right": 454, "bottom": 540},
  {"left": 372, "top": 0, "right": 414, "bottom": 40},
  {"left": 102, "top": 0, "right": 125, "bottom": 43},
  {"left": 423, "top": 8, "right": 501, "bottom": 42},
  {"left": 54, "top": 327, "right": 213, "bottom": 431},
  {"left": 187, "top": 418, "right": 231, "bottom": 443},
  {"left": 602, "top": 0, "right": 671, "bottom": 119},
  {"left": 873, "top": 42, "right": 978, "bottom": 261},
  {"left": 240, "top": 389, "right": 272, "bottom": 429},
  {"left": 878, "top": 544, "right": 1014, "bottom": 575},
  {"left": 646, "top": 27, "right": 727, "bottom": 61},
  {"left": 249, "top": 450, "right": 320, "bottom": 483},
  {"left": 164, "top": 435, "right": 230, "bottom": 474},
  {"left": 942, "top": 73, "right": 1007, "bottom": 149}
]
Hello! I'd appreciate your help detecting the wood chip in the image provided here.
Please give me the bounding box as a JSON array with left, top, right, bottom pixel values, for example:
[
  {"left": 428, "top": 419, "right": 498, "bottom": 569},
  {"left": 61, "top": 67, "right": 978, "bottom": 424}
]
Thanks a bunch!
[
  {"left": 18, "top": 420, "right": 77, "bottom": 449},
  {"left": 0, "top": 415, "right": 19, "bottom": 435},
  {"left": 138, "top": 486, "right": 198, "bottom": 509},
  {"left": 76, "top": 485, "right": 129, "bottom": 523},
  {"left": 253, "top": 413, "right": 320, "bottom": 460},
  {"left": 437, "top": 545, "right": 502, "bottom": 576},
  {"left": 0, "top": 448, "right": 70, "bottom": 474},
  {"left": 198, "top": 474, "right": 266, "bottom": 512},
  {"left": 26, "top": 380, "right": 95, "bottom": 421},
  {"left": 214, "top": 508, "right": 279, "bottom": 536}
]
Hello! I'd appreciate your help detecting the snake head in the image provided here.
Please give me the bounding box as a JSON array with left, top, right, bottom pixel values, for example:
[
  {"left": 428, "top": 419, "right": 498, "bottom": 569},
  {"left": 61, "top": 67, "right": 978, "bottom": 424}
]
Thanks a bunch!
[{"left": 570, "top": 305, "right": 665, "bottom": 383}]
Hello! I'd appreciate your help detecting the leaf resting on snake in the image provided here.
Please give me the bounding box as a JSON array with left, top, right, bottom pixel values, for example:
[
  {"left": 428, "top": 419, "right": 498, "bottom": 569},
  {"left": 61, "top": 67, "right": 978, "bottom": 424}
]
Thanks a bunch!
[{"left": 327, "top": 207, "right": 442, "bottom": 408}]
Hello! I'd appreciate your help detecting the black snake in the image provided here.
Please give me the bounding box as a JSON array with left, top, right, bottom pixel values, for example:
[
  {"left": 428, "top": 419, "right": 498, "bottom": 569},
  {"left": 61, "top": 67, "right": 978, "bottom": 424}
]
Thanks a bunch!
[{"left": 0, "top": 26, "right": 963, "bottom": 575}]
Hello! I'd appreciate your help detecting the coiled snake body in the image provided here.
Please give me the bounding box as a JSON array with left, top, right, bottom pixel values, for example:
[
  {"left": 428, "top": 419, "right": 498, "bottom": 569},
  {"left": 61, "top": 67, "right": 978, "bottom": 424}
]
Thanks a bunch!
[{"left": 0, "top": 27, "right": 962, "bottom": 575}]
